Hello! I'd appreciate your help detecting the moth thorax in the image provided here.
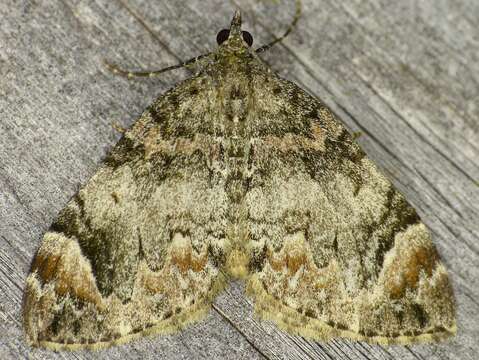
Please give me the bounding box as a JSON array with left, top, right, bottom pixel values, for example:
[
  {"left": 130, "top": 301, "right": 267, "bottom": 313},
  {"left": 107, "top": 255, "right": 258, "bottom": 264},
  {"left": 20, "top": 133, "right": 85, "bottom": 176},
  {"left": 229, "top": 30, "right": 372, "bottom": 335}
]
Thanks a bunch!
[{"left": 224, "top": 138, "right": 250, "bottom": 221}]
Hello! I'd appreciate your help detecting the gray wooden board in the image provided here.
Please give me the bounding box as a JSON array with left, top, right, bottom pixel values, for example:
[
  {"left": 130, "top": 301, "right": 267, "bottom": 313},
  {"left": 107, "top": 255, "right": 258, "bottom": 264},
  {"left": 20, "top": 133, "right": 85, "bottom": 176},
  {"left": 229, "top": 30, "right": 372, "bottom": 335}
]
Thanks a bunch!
[{"left": 1, "top": 0, "right": 478, "bottom": 359}]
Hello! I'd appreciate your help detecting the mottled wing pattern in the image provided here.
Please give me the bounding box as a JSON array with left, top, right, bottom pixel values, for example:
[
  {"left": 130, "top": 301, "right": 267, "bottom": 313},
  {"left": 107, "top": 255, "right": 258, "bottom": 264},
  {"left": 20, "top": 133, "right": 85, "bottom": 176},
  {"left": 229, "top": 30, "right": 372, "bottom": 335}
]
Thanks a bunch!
[
  {"left": 22, "top": 75, "right": 230, "bottom": 350},
  {"left": 23, "top": 10, "right": 456, "bottom": 349},
  {"left": 245, "top": 75, "right": 456, "bottom": 344}
]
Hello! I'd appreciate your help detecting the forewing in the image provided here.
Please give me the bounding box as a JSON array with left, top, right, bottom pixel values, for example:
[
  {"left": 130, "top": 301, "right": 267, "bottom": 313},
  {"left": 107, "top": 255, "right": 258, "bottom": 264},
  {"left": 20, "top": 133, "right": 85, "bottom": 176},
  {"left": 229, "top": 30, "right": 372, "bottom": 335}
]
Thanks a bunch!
[
  {"left": 245, "top": 76, "right": 456, "bottom": 344},
  {"left": 22, "top": 75, "right": 229, "bottom": 350}
]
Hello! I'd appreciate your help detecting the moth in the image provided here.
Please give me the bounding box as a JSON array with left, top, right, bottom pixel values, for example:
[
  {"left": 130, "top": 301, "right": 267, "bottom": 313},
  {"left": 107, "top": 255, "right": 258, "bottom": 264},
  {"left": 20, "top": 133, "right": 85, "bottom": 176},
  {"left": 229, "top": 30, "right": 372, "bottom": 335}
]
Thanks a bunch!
[{"left": 23, "top": 4, "right": 456, "bottom": 351}]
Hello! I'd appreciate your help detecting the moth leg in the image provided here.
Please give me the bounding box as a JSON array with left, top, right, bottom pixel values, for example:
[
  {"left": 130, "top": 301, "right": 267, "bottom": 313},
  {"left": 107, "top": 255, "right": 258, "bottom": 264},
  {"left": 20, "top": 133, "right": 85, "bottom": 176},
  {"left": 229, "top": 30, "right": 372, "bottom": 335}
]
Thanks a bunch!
[{"left": 111, "top": 121, "right": 126, "bottom": 134}]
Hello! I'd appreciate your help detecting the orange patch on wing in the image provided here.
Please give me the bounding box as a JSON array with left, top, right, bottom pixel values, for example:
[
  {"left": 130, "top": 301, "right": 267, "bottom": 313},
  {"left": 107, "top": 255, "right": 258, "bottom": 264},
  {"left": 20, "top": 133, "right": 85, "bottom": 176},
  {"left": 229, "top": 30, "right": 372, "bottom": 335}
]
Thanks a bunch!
[
  {"left": 385, "top": 244, "right": 439, "bottom": 299},
  {"left": 267, "top": 232, "right": 310, "bottom": 274},
  {"left": 263, "top": 232, "right": 344, "bottom": 306},
  {"left": 171, "top": 245, "right": 208, "bottom": 273},
  {"left": 169, "top": 232, "right": 208, "bottom": 273},
  {"left": 31, "top": 252, "right": 61, "bottom": 284},
  {"left": 31, "top": 234, "right": 103, "bottom": 308}
]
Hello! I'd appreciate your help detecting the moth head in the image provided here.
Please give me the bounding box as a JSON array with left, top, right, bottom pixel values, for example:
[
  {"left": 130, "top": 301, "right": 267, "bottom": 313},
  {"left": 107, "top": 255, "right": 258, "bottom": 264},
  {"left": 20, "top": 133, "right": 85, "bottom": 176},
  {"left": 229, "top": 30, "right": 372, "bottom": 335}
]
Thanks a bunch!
[{"left": 216, "top": 10, "right": 253, "bottom": 48}]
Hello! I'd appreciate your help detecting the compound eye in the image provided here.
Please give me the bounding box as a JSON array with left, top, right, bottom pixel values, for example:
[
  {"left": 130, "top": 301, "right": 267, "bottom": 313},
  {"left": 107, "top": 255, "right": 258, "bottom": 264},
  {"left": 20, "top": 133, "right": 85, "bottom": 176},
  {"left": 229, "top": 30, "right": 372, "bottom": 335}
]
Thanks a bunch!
[
  {"left": 242, "top": 31, "right": 253, "bottom": 47},
  {"left": 216, "top": 29, "right": 254, "bottom": 47},
  {"left": 216, "top": 29, "right": 230, "bottom": 45}
]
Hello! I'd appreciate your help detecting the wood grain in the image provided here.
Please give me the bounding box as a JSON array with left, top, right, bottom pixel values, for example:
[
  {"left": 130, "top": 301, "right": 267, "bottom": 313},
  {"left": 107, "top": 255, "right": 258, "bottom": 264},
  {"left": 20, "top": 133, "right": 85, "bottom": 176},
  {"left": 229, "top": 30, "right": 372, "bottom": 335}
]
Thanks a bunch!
[{"left": 1, "top": 0, "right": 478, "bottom": 359}]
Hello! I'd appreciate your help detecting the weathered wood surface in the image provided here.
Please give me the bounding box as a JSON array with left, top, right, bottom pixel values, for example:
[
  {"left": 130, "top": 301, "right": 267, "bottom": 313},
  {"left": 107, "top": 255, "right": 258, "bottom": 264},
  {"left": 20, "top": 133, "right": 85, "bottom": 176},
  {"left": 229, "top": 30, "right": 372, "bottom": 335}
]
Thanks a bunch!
[{"left": 1, "top": 0, "right": 478, "bottom": 359}]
